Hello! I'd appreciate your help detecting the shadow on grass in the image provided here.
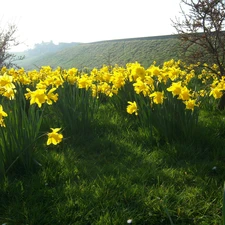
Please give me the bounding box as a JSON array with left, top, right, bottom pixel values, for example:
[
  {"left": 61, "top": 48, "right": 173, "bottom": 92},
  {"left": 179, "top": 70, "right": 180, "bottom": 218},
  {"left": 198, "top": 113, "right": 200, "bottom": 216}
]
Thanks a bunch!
[{"left": 1, "top": 106, "right": 225, "bottom": 224}]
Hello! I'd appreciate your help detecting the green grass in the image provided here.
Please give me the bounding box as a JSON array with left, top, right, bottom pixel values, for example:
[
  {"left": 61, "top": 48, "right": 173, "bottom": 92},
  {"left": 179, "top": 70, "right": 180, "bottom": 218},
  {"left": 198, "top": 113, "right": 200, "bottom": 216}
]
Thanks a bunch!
[{"left": 0, "top": 104, "right": 225, "bottom": 224}]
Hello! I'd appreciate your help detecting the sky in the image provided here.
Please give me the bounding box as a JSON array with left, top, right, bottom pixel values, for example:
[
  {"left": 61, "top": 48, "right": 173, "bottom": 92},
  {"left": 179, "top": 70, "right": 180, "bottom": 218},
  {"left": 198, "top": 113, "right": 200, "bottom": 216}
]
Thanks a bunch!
[{"left": 1, "top": 0, "right": 182, "bottom": 52}]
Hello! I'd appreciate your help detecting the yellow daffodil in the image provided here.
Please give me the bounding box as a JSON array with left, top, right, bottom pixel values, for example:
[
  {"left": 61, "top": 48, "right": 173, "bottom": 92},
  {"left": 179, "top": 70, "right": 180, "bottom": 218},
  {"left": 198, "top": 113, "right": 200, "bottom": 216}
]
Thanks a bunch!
[
  {"left": 167, "top": 67, "right": 181, "bottom": 81},
  {"left": 2, "top": 88, "right": 16, "bottom": 100},
  {"left": 128, "top": 62, "right": 146, "bottom": 82},
  {"left": 47, "top": 128, "right": 63, "bottom": 145},
  {"left": 126, "top": 101, "right": 138, "bottom": 115},
  {"left": 25, "top": 88, "right": 47, "bottom": 108},
  {"left": 150, "top": 91, "right": 165, "bottom": 104},
  {"left": 111, "top": 72, "right": 125, "bottom": 89},
  {"left": 184, "top": 99, "right": 198, "bottom": 111},
  {"left": 133, "top": 78, "right": 150, "bottom": 96},
  {"left": 98, "top": 82, "right": 113, "bottom": 96},
  {"left": 178, "top": 86, "right": 191, "bottom": 101},
  {"left": 147, "top": 65, "right": 161, "bottom": 76},
  {"left": 0, "top": 73, "right": 16, "bottom": 99},
  {"left": 0, "top": 73, "right": 15, "bottom": 89},
  {"left": 46, "top": 88, "right": 58, "bottom": 105},
  {"left": 0, "top": 105, "right": 8, "bottom": 127},
  {"left": 209, "top": 87, "right": 223, "bottom": 99},
  {"left": 167, "top": 81, "right": 183, "bottom": 97},
  {"left": 77, "top": 74, "right": 92, "bottom": 89}
]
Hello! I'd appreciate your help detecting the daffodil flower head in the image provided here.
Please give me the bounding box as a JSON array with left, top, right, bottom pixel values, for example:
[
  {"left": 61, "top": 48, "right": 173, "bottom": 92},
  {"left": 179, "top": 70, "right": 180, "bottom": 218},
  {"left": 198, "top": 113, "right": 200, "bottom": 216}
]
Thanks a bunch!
[
  {"left": 178, "top": 86, "right": 190, "bottom": 101},
  {"left": 47, "top": 128, "right": 63, "bottom": 145},
  {"left": 183, "top": 99, "right": 198, "bottom": 111},
  {"left": 126, "top": 101, "right": 138, "bottom": 115},
  {"left": 25, "top": 88, "right": 47, "bottom": 108},
  {"left": 0, "top": 105, "right": 8, "bottom": 127},
  {"left": 209, "top": 87, "right": 223, "bottom": 99},
  {"left": 46, "top": 88, "right": 58, "bottom": 105},
  {"left": 133, "top": 78, "right": 150, "bottom": 96},
  {"left": 150, "top": 91, "right": 165, "bottom": 104},
  {"left": 167, "top": 81, "right": 183, "bottom": 97}
]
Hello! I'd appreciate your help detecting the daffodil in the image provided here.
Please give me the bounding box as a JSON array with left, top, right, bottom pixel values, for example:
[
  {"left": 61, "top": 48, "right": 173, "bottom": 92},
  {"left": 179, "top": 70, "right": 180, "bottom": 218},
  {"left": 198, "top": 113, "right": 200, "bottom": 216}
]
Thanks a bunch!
[
  {"left": 77, "top": 74, "right": 92, "bottom": 89},
  {"left": 178, "top": 86, "right": 190, "bottom": 101},
  {"left": 2, "top": 87, "right": 16, "bottom": 100},
  {"left": 47, "top": 128, "right": 63, "bottom": 145},
  {"left": 128, "top": 62, "right": 146, "bottom": 81},
  {"left": 0, "top": 105, "right": 8, "bottom": 127},
  {"left": 183, "top": 99, "right": 198, "bottom": 111},
  {"left": 133, "top": 78, "right": 150, "bottom": 96},
  {"left": 167, "top": 67, "right": 181, "bottom": 81},
  {"left": 0, "top": 73, "right": 15, "bottom": 89},
  {"left": 150, "top": 91, "right": 165, "bottom": 104},
  {"left": 209, "top": 87, "right": 223, "bottom": 99},
  {"left": 0, "top": 73, "right": 16, "bottom": 99},
  {"left": 25, "top": 88, "right": 47, "bottom": 108},
  {"left": 147, "top": 65, "right": 161, "bottom": 76},
  {"left": 167, "top": 81, "right": 182, "bottom": 97},
  {"left": 46, "top": 88, "right": 58, "bottom": 105},
  {"left": 126, "top": 101, "right": 138, "bottom": 115},
  {"left": 111, "top": 72, "right": 125, "bottom": 89},
  {"left": 98, "top": 82, "right": 114, "bottom": 97}
]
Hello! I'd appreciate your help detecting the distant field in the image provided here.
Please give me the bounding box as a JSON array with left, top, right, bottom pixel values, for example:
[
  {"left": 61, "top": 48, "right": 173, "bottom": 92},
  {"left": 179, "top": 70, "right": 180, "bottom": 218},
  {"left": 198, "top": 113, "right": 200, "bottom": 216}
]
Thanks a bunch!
[{"left": 15, "top": 35, "right": 182, "bottom": 70}]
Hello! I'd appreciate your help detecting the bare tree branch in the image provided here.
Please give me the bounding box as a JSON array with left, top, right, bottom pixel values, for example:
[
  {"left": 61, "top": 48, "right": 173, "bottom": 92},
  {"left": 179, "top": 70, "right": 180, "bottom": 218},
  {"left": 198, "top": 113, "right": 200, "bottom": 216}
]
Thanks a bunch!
[
  {"left": 0, "top": 23, "right": 24, "bottom": 69},
  {"left": 172, "top": 0, "right": 225, "bottom": 76}
]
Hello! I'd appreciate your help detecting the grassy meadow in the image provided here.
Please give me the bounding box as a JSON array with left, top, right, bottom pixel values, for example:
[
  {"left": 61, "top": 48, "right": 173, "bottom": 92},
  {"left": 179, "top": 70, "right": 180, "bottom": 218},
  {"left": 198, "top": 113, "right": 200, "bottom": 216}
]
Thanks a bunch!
[{"left": 0, "top": 58, "right": 225, "bottom": 225}]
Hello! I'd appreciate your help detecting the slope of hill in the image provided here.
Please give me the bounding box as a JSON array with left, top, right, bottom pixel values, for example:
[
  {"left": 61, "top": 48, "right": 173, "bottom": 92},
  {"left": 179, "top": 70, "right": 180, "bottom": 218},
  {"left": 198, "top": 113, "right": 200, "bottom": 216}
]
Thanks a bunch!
[
  {"left": 14, "top": 41, "right": 80, "bottom": 69},
  {"left": 15, "top": 35, "right": 182, "bottom": 70}
]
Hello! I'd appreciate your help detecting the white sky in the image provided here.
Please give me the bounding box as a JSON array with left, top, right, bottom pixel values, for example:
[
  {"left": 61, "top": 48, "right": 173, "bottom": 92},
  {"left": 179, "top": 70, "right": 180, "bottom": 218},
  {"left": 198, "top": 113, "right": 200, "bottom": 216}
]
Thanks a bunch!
[{"left": 1, "top": 0, "right": 182, "bottom": 51}]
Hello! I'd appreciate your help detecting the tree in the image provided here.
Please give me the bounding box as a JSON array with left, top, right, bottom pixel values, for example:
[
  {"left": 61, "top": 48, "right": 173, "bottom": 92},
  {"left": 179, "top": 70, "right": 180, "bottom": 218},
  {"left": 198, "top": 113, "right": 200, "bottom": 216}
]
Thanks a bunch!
[
  {"left": 172, "top": 0, "right": 225, "bottom": 109},
  {"left": 0, "top": 23, "right": 24, "bottom": 69}
]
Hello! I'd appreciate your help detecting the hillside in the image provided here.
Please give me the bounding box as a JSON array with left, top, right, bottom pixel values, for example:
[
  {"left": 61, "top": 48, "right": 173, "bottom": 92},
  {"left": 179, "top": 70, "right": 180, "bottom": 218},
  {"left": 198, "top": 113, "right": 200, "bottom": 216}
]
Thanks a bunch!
[{"left": 15, "top": 35, "right": 182, "bottom": 70}]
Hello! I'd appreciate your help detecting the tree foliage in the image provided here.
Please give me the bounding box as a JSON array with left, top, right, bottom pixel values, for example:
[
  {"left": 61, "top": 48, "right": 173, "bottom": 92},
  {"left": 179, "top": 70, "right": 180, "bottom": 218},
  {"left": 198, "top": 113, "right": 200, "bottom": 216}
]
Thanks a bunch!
[
  {"left": 0, "top": 23, "right": 24, "bottom": 69},
  {"left": 172, "top": 0, "right": 225, "bottom": 76}
]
